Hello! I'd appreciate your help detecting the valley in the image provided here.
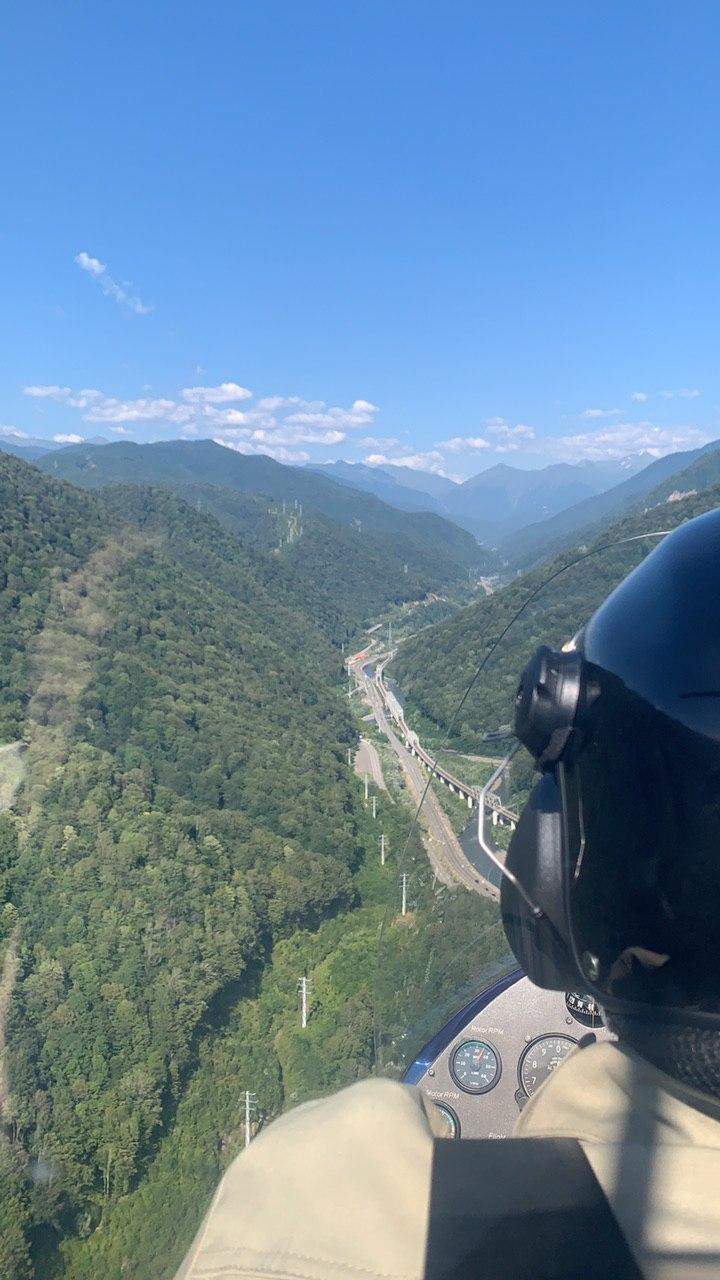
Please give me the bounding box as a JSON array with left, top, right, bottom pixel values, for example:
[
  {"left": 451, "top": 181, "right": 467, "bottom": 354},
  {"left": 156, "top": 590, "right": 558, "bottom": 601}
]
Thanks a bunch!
[{"left": 2, "top": 431, "right": 720, "bottom": 1277}]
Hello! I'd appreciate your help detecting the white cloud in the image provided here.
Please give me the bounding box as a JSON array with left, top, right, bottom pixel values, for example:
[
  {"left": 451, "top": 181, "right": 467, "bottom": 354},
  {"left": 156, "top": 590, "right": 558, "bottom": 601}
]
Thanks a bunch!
[
  {"left": 631, "top": 391, "right": 648, "bottom": 402},
  {"left": 364, "top": 450, "right": 449, "bottom": 475},
  {"left": 111, "top": 426, "right": 132, "bottom": 435},
  {"left": 19, "top": 380, "right": 378, "bottom": 457},
  {"left": 357, "top": 435, "right": 400, "bottom": 450},
  {"left": 284, "top": 402, "right": 377, "bottom": 430},
  {"left": 661, "top": 388, "right": 700, "bottom": 401},
  {"left": 442, "top": 436, "right": 491, "bottom": 453},
  {"left": 213, "top": 438, "right": 310, "bottom": 464},
  {"left": 484, "top": 420, "right": 536, "bottom": 451},
  {"left": 255, "top": 396, "right": 325, "bottom": 412},
  {"left": 441, "top": 419, "right": 535, "bottom": 455},
  {"left": 74, "top": 250, "right": 152, "bottom": 315},
  {"left": 181, "top": 382, "right": 253, "bottom": 404},
  {"left": 86, "top": 398, "right": 193, "bottom": 424},
  {"left": 75, "top": 251, "right": 104, "bottom": 278},
  {"left": 0, "top": 426, "right": 28, "bottom": 439},
  {"left": 53, "top": 433, "right": 84, "bottom": 444},
  {"left": 248, "top": 426, "right": 346, "bottom": 447},
  {"left": 24, "top": 384, "right": 193, "bottom": 424},
  {"left": 582, "top": 408, "right": 621, "bottom": 419},
  {"left": 547, "top": 421, "right": 713, "bottom": 463},
  {"left": 24, "top": 385, "right": 71, "bottom": 398}
]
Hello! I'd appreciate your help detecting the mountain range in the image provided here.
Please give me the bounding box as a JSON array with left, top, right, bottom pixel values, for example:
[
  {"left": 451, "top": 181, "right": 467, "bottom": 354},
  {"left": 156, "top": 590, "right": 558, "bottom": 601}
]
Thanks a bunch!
[
  {"left": 36, "top": 439, "right": 494, "bottom": 575},
  {"left": 310, "top": 454, "right": 658, "bottom": 541},
  {"left": 500, "top": 438, "right": 720, "bottom": 568},
  {"left": 8, "top": 431, "right": 720, "bottom": 580}
]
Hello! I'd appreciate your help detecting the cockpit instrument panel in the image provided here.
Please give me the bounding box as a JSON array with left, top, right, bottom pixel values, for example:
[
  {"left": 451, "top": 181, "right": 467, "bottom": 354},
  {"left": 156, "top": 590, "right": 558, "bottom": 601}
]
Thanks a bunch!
[
  {"left": 519, "top": 1034, "right": 576, "bottom": 1098},
  {"left": 450, "top": 1040, "right": 501, "bottom": 1094},
  {"left": 565, "top": 991, "right": 604, "bottom": 1028},
  {"left": 406, "top": 971, "right": 614, "bottom": 1139}
]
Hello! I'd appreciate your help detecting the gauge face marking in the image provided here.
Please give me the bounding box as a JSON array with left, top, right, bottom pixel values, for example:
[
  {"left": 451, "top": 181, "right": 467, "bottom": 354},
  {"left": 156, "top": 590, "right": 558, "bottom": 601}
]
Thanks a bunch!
[
  {"left": 434, "top": 1102, "right": 460, "bottom": 1139},
  {"left": 565, "top": 991, "right": 604, "bottom": 1028},
  {"left": 449, "top": 1039, "right": 501, "bottom": 1095},
  {"left": 519, "top": 1034, "right": 577, "bottom": 1098}
]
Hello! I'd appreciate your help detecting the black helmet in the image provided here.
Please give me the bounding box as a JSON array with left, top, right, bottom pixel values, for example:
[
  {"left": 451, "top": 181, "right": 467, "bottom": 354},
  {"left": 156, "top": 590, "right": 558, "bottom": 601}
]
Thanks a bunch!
[{"left": 502, "top": 509, "right": 720, "bottom": 1070}]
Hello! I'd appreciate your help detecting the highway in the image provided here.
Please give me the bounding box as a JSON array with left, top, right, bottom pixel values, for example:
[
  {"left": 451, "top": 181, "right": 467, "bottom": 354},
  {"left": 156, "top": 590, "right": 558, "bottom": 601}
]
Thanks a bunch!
[{"left": 349, "top": 656, "right": 499, "bottom": 902}]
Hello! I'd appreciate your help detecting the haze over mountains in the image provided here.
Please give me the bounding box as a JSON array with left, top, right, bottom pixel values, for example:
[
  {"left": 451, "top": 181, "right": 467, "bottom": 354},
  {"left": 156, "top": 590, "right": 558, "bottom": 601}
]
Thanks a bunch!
[
  {"left": 310, "top": 453, "right": 659, "bottom": 541},
  {"left": 501, "top": 437, "right": 720, "bottom": 568}
]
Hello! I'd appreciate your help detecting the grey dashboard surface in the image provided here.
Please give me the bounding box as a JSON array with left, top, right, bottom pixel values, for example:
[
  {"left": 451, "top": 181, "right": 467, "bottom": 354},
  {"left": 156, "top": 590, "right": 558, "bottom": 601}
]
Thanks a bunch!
[{"left": 414, "top": 974, "right": 613, "bottom": 1139}]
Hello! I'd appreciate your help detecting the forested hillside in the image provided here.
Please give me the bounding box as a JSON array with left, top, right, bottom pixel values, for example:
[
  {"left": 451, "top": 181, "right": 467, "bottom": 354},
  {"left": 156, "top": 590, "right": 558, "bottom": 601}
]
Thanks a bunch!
[
  {"left": 391, "top": 484, "right": 720, "bottom": 748},
  {"left": 642, "top": 446, "right": 720, "bottom": 505},
  {"left": 0, "top": 453, "right": 501, "bottom": 1278},
  {"left": 37, "top": 440, "right": 496, "bottom": 573},
  {"left": 109, "top": 482, "right": 478, "bottom": 648}
]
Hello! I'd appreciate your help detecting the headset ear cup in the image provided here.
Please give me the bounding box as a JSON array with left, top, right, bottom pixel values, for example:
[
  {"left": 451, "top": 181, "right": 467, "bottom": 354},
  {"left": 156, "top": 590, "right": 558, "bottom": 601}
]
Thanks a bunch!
[
  {"left": 514, "top": 647, "right": 583, "bottom": 766},
  {"left": 501, "top": 772, "right": 581, "bottom": 990}
]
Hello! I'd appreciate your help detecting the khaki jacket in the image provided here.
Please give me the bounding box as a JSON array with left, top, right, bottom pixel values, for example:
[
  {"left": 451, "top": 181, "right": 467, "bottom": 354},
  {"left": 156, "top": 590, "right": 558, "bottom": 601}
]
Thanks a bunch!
[
  {"left": 174, "top": 1044, "right": 720, "bottom": 1280},
  {"left": 515, "top": 1040, "right": 720, "bottom": 1279}
]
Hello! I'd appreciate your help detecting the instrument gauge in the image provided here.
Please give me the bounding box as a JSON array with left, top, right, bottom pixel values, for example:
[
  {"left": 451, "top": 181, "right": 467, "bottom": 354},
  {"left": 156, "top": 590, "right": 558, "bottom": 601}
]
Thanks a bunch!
[
  {"left": 565, "top": 991, "right": 604, "bottom": 1028},
  {"left": 519, "top": 1034, "right": 577, "bottom": 1099},
  {"left": 450, "top": 1039, "right": 501, "bottom": 1095},
  {"left": 434, "top": 1102, "right": 461, "bottom": 1139}
]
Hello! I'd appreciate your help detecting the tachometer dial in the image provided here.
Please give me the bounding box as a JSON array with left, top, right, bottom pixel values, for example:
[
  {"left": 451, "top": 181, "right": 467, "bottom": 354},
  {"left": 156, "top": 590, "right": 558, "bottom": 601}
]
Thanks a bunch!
[
  {"left": 565, "top": 991, "right": 604, "bottom": 1028},
  {"left": 434, "top": 1102, "right": 460, "bottom": 1139},
  {"left": 450, "top": 1039, "right": 501, "bottom": 1095},
  {"left": 519, "top": 1035, "right": 576, "bottom": 1098}
]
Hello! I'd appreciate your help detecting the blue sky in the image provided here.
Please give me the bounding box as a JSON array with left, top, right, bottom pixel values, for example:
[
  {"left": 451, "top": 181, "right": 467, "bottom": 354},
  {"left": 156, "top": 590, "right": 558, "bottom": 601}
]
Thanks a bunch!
[{"left": 3, "top": 2, "right": 720, "bottom": 477}]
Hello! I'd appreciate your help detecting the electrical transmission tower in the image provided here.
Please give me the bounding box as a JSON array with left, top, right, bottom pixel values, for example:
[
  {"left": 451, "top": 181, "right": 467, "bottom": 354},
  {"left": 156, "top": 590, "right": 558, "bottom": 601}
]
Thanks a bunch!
[
  {"left": 242, "top": 1090, "right": 258, "bottom": 1147},
  {"left": 380, "top": 833, "right": 386, "bottom": 865},
  {"left": 401, "top": 873, "right": 408, "bottom": 916},
  {"left": 298, "top": 975, "right": 313, "bottom": 1028}
]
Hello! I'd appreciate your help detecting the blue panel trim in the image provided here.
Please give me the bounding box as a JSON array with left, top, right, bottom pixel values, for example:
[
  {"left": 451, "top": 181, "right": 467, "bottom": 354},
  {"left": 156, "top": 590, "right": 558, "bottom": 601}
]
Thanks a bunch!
[{"left": 402, "top": 969, "right": 525, "bottom": 1085}]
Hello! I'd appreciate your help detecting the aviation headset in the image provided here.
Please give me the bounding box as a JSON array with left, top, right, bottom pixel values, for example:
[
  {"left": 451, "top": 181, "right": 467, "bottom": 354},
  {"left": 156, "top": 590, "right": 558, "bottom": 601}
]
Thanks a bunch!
[{"left": 500, "top": 507, "right": 720, "bottom": 1069}]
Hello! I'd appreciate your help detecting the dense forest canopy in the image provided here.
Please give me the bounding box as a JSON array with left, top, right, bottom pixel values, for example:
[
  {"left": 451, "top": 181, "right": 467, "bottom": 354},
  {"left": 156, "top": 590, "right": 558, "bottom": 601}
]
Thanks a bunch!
[
  {"left": 0, "top": 452, "right": 500, "bottom": 1278},
  {"left": 37, "top": 440, "right": 498, "bottom": 573},
  {"left": 5, "top": 444, "right": 720, "bottom": 1278}
]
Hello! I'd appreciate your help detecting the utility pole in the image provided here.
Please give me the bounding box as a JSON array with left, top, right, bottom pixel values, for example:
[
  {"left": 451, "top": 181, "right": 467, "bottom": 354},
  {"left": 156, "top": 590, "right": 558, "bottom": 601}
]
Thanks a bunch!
[
  {"left": 347, "top": 746, "right": 352, "bottom": 766},
  {"left": 243, "top": 1091, "right": 258, "bottom": 1148},
  {"left": 401, "top": 873, "right": 408, "bottom": 916},
  {"left": 380, "top": 833, "right": 386, "bottom": 865},
  {"left": 372, "top": 795, "right": 377, "bottom": 820},
  {"left": 298, "top": 976, "right": 312, "bottom": 1028},
  {"left": 364, "top": 774, "right": 369, "bottom": 802}
]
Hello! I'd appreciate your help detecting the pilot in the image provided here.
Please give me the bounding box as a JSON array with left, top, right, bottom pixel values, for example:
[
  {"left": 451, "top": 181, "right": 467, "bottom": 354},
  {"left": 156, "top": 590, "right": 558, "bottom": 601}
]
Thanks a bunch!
[{"left": 174, "top": 510, "right": 720, "bottom": 1280}]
